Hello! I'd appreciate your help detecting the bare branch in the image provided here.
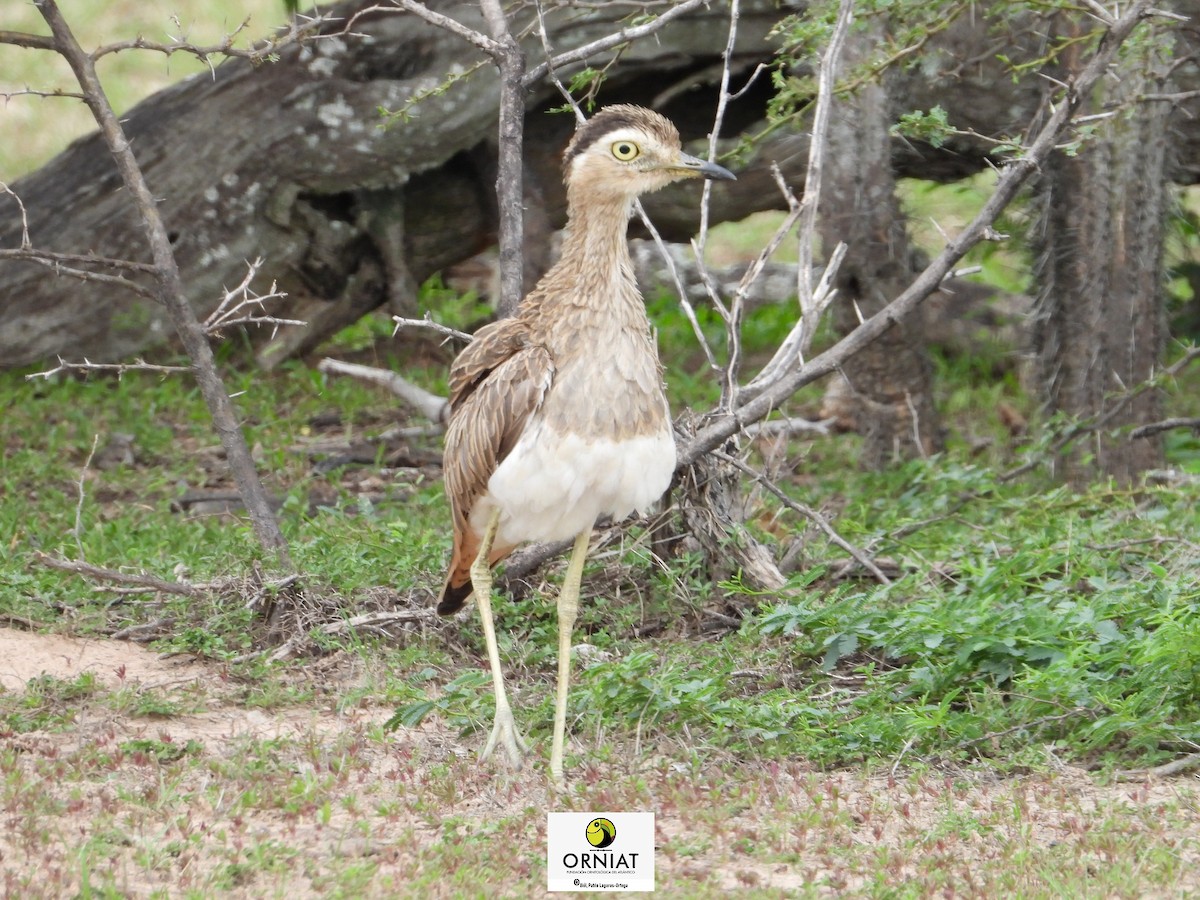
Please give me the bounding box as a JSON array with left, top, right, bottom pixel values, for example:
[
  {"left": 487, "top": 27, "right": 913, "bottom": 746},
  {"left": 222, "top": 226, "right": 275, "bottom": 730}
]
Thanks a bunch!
[
  {"left": 678, "top": 0, "right": 1158, "bottom": 469},
  {"left": 385, "top": 0, "right": 500, "bottom": 55},
  {"left": 1130, "top": 416, "right": 1200, "bottom": 439},
  {"left": 0, "top": 249, "right": 155, "bottom": 274},
  {"left": 317, "top": 357, "right": 449, "bottom": 423},
  {"left": 202, "top": 258, "right": 303, "bottom": 336},
  {"left": 701, "top": 0, "right": 742, "bottom": 412},
  {"left": 74, "top": 434, "right": 99, "bottom": 558},
  {"left": 1114, "top": 752, "right": 1200, "bottom": 781},
  {"left": 24, "top": 357, "right": 191, "bottom": 381},
  {"left": 0, "top": 30, "right": 57, "bottom": 51},
  {"left": 0, "top": 242, "right": 158, "bottom": 298},
  {"left": 713, "top": 450, "right": 892, "bottom": 586},
  {"left": 33, "top": 551, "right": 208, "bottom": 599},
  {"left": 391, "top": 313, "right": 472, "bottom": 344},
  {"left": 524, "top": 0, "right": 710, "bottom": 86},
  {"left": 0, "top": 183, "right": 31, "bottom": 247},
  {"left": 634, "top": 201, "right": 720, "bottom": 371},
  {"left": 90, "top": 11, "right": 334, "bottom": 64}
]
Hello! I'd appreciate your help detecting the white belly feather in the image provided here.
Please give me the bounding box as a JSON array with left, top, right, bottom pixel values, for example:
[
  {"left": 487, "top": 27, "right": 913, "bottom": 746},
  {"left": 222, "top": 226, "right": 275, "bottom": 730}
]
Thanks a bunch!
[{"left": 474, "top": 419, "right": 676, "bottom": 545}]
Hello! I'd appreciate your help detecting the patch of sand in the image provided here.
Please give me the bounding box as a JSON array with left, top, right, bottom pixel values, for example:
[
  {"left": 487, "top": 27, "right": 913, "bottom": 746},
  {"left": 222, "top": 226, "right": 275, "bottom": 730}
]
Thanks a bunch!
[{"left": 0, "top": 627, "right": 201, "bottom": 692}]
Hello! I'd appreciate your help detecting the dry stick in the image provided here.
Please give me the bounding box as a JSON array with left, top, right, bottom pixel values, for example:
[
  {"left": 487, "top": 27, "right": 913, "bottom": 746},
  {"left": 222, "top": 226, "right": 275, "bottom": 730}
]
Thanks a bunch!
[
  {"left": 1114, "top": 752, "right": 1200, "bottom": 781},
  {"left": 0, "top": 248, "right": 156, "bottom": 274},
  {"left": 33, "top": 551, "right": 209, "bottom": 598},
  {"left": 391, "top": 314, "right": 472, "bottom": 344},
  {"left": 695, "top": 0, "right": 741, "bottom": 412},
  {"left": 522, "top": 0, "right": 711, "bottom": 87},
  {"left": 712, "top": 449, "right": 891, "bottom": 585},
  {"left": 0, "top": 253, "right": 158, "bottom": 298},
  {"left": 1, "top": 13, "right": 334, "bottom": 66},
  {"left": 27, "top": 357, "right": 192, "bottom": 380},
  {"left": 317, "top": 357, "right": 449, "bottom": 423},
  {"left": 35, "top": 0, "right": 292, "bottom": 570},
  {"left": 678, "top": 0, "right": 1157, "bottom": 469},
  {"left": 74, "top": 434, "right": 99, "bottom": 558},
  {"left": 1131, "top": 416, "right": 1200, "bottom": 439}
]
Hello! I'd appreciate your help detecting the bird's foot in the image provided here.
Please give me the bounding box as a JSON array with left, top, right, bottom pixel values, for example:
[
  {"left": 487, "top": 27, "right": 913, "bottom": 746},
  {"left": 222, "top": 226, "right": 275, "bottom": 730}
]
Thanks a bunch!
[{"left": 480, "top": 705, "right": 529, "bottom": 768}]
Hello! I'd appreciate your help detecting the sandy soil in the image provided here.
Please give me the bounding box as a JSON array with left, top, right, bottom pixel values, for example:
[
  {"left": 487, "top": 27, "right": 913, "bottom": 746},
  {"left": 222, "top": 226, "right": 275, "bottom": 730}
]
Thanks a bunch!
[{"left": 2, "top": 628, "right": 1198, "bottom": 898}]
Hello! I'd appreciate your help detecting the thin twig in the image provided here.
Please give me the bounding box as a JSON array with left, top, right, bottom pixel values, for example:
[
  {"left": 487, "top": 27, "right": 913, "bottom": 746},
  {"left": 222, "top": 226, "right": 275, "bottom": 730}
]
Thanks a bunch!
[
  {"left": 25, "top": 357, "right": 192, "bottom": 381},
  {"left": 523, "top": 0, "right": 711, "bottom": 86},
  {"left": 700, "top": 0, "right": 741, "bottom": 412},
  {"left": 203, "top": 258, "right": 302, "bottom": 336},
  {"left": 0, "top": 248, "right": 155, "bottom": 274},
  {"left": 0, "top": 250, "right": 158, "bottom": 298},
  {"left": 74, "top": 434, "right": 99, "bottom": 558},
  {"left": 384, "top": 1, "right": 500, "bottom": 54},
  {"left": 0, "top": 182, "right": 31, "bottom": 247},
  {"left": 711, "top": 450, "right": 892, "bottom": 585},
  {"left": 1114, "top": 752, "right": 1200, "bottom": 781},
  {"left": 633, "top": 201, "right": 720, "bottom": 372},
  {"left": 1130, "top": 416, "right": 1200, "bottom": 439},
  {"left": 391, "top": 313, "right": 472, "bottom": 344}
]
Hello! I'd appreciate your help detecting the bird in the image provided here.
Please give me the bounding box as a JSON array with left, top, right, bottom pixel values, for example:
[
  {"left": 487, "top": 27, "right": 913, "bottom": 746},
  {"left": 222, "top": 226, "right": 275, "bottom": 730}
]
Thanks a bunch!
[{"left": 437, "top": 104, "right": 735, "bottom": 782}]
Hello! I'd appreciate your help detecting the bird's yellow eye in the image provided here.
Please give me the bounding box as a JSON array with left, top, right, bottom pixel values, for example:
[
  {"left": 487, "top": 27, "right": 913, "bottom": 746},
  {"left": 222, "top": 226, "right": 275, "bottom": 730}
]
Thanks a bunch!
[{"left": 611, "top": 140, "right": 640, "bottom": 161}]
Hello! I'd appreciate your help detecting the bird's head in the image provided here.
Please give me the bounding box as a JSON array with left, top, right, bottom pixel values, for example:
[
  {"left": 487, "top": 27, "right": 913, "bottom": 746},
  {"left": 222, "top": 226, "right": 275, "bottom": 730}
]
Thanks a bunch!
[{"left": 563, "top": 104, "right": 736, "bottom": 201}]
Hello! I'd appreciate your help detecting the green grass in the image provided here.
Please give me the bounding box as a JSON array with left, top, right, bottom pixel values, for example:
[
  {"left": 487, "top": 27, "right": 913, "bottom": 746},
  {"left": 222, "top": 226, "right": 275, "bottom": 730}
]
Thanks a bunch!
[{"left": 3, "top": 346, "right": 1199, "bottom": 900}]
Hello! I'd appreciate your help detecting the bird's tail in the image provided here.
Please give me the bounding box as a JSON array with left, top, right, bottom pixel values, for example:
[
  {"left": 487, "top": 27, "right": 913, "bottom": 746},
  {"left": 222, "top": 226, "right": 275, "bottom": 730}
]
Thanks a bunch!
[
  {"left": 437, "top": 573, "right": 474, "bottom": 616},
  {"left": 436, "top": 528, "right": 516, "bottom": 616}
]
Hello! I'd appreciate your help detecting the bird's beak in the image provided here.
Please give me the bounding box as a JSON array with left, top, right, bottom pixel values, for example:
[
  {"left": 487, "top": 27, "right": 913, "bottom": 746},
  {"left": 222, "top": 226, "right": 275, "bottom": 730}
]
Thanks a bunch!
[{"left": 673, "top": 151, "right": 737, "bottom": 182}]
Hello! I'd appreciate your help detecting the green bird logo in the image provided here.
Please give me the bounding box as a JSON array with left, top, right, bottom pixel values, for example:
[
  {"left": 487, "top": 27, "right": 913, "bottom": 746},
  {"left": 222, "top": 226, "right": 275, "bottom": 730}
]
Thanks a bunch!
[{"left": 585, "top": 817, "right": 616, "bottom": 849}]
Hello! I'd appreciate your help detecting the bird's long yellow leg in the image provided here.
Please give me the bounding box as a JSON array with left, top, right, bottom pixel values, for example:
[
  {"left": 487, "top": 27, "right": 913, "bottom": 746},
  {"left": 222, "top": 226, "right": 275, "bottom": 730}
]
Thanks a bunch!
[
  {"left": 474, "top": 508, "right": 528, "bottom": 767},
  {"left": 550, "top": 527, "right": 593, "bottom": 784}
]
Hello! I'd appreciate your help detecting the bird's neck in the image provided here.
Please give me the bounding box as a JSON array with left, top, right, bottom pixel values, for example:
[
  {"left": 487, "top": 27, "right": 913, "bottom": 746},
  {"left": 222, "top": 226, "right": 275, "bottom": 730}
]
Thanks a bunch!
[{"left": 556, "top": 191, "right": 636, "bottom": 286}]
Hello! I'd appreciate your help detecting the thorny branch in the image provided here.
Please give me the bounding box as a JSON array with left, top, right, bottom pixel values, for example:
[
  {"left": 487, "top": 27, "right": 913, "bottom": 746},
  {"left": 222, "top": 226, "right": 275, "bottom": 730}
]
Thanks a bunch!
[
  {"left": 0, "top": 10, "right": 333, "bottom": 67},
  {"left": 24, "top": 260, "right": 303, "bottom": 381},
  {"left": 32, "top": 0, "right": 293, "bottom": 569},
  {"left": 203, "top": 258, "right": 304, "bottom": 336}
]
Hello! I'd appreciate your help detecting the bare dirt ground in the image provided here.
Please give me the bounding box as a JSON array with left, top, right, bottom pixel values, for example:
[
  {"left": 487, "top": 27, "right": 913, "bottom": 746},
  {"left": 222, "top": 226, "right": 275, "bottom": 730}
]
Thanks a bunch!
[{"left": 2, "top": 628, "right": 1198, "bottom": 898}]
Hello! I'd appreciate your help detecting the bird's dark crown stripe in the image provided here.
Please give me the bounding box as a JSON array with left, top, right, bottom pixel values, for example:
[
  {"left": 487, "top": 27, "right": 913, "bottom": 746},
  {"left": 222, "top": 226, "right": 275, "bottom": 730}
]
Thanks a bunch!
[{"left": 563, "top": 105, "right": 677, "bottom": 168}]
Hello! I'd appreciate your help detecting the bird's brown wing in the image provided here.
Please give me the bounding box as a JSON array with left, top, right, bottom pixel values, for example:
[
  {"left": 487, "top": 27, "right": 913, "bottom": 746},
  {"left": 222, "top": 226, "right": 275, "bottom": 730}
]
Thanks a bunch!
[{"left": 438, "top": 319, "right": 554, "bottom": 615}]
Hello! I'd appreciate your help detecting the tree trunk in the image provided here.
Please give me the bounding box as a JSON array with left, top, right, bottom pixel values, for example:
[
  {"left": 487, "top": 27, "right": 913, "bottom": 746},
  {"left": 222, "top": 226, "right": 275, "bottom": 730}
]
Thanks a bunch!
[
  {"left": 818, "top": 26, "right": 942, "bottom": 467},
  {"left": 1032, "top": 14, "right": 1176, "bottom": 484}
]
